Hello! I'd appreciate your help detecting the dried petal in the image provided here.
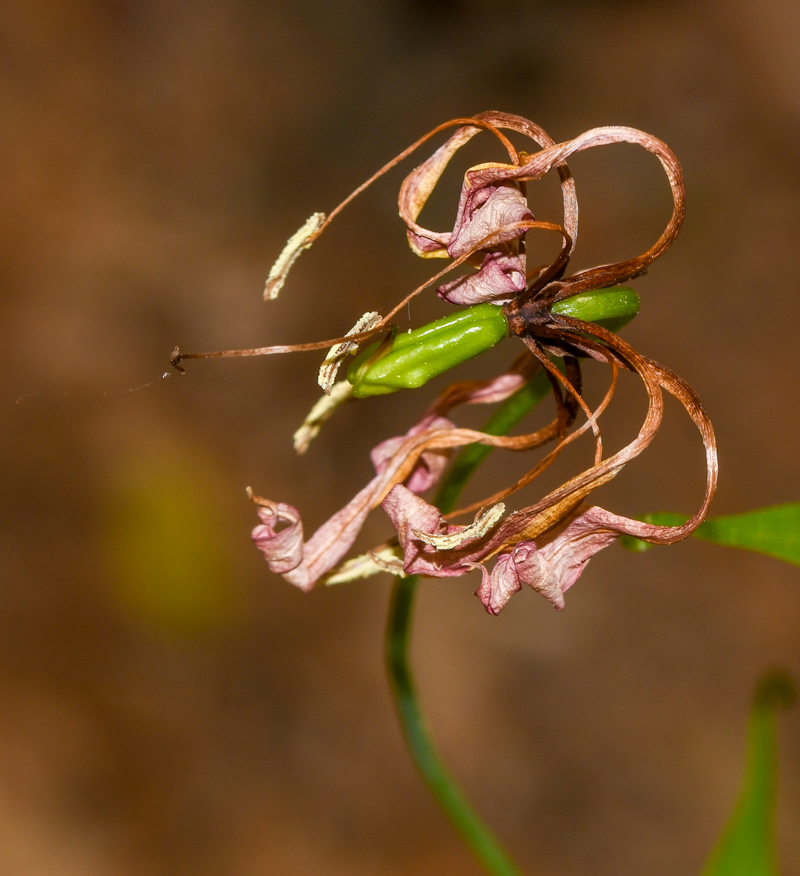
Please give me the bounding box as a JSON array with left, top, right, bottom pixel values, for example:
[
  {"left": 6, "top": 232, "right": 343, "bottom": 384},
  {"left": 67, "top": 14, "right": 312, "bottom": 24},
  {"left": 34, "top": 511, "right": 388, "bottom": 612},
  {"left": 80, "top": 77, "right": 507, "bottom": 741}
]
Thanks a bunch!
[
  {"left": 438, "top": 251, "right": 527, "bottom": 305},
  {"left": 382, "top": 484, "right": 505, "bottom": 577},
  {"left": 475, "top": 504, "right": 675, "bottom": 615},
  {"left": 535, "top": 507, "right": 621, "bottom": 599},
  {"left": 460, "top": 126, "right": 685, "bottom": 295},
  {"left": 249, "top": 498, "right": 309, "bottom": 589},
  {"left": 370, "top": 414, "right": 454, "bottom": 494},
  {"left": 399, "top": 125, "right": 483, "bottom": 257},
  {"left": 250, "top": 472, "right": 386, "bottom": 591},
  {"left": 424, "top": 352, "right": 539, "bottom": 415},
  {"left": 251, "top": 417, "right": 462, "bottom": 590},
  {"left": 446, "top": 184, "right": 533, "bottom": 258},
  {"left": 473, "top": 551, "right": 523, "bottom": 615}
]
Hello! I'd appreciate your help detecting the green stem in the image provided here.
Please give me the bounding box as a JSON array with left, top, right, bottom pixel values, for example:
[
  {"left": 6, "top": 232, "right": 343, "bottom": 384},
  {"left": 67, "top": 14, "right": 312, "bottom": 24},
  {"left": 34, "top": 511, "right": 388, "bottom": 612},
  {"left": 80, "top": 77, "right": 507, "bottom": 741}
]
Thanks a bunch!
[
  {"left": 385, "top": 373, "right": 551, "bottom": 876},
  {"left": 386, "top": 576, "right": 524, "bottom": 876}
]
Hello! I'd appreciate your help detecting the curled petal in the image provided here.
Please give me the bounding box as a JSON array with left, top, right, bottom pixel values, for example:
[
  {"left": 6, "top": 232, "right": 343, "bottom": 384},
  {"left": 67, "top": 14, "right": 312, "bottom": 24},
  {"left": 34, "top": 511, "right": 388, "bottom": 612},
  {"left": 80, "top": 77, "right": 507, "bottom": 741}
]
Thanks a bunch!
[
  {"left": 250, "top": 500, "right": 308, "bottom": 589},
  {"left": 381, "top": 486, "right": 651, "bottom": 614},
  {"left": 425, "top": 352, "right": 539, "bottom": 416},
  {"left": 473, "top": 533, "right": 572, "bottom": 614},
  {"left": 473, "top": 551, "right": 523, "bottom": 615},
  {"left": 251, "top": 417, "right": 466, "bottom": 590},
  {"left": 371, "top": 414, "right": 455, "bottom": 494},
  {"left": 447, "top": 185, "right": 533, "bottom": 259},
  {"left": 510, "top": 541, "right": 558, "bottom": 605},
  {"left": 438, "top": 251, "right": 527, "bottom": 305},
  {"left": 399, "top": 124, "right": 485, "bottom": 257},
  {"left": 462, "top": 126, "right": 685, "bottom": 294},
  {"left": 476, "top": 503, "right": 687, "bottom": 616},
  {"left": 398, "top": 113, "right": 578, "bottom": 261},
  {"left": 534, "top": 507, "right": 621, "bottom": 601},
  {"left": 250, "top": 473, "right": 383, "bottom": 591},
  {"left": 382, "top": 484, "right": 504, "bottom": 577},
  {"left": 382, "top": 485, "right": 454, "bottom": 574},
  {"left": 406, "top": 228, "right": 451, "bottom": 259}
]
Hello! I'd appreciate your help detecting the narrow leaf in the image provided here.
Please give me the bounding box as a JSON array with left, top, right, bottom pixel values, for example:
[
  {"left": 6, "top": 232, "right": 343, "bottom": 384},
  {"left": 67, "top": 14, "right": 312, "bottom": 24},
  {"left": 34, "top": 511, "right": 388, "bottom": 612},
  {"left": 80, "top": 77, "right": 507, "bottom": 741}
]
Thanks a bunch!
[
  {"left": 619, "top": 504, "right": 800, "bottom": 567},
  {"left": 700, "top": 671, "right": 795, "bottom": 876}
]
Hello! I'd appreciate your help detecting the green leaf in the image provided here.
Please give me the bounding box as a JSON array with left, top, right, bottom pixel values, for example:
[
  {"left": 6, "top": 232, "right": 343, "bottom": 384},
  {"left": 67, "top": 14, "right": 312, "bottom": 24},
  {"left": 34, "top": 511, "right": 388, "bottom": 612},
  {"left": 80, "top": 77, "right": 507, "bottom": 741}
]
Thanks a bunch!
[
  {"left": 700, "top": 671, "right": 796, "bottom": 876},
  {"left": 618, "top": 504, "right": 800, "bottom": 567}
]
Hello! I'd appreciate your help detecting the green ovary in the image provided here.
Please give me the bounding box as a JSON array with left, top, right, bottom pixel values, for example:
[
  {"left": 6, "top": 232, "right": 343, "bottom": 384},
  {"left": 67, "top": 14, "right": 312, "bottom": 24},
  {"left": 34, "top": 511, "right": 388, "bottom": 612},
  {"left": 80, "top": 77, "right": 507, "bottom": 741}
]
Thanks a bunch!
[
  {"left": 346, "top": 287, "right": 640, "bottom": 398},
  {"left": 551, "top": 285, "right": 639, "bottom": 332},
  {"left": 347, "top": 302, "right": 509, "bottom": 398}
]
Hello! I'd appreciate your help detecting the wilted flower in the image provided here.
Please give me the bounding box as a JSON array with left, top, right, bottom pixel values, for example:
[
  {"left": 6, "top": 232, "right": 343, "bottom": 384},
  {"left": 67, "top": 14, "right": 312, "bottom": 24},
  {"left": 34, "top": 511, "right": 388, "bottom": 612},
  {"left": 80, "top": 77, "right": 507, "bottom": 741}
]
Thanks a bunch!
[{"left": 173, "top": 112, "right": 718, "bottom": 613}]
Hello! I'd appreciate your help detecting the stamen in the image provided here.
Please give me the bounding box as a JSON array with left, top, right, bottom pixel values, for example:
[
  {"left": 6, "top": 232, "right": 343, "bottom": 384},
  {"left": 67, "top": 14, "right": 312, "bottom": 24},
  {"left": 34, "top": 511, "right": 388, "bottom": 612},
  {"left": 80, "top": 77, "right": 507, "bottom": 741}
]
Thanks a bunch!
[
  {"left": 412, "top": 502, "right": 505, "bottom": 549},
  {"left": 318, "top": 311, "right": 381, "bottom": 394},
  {"left": 293, "top": 380, "right": 354, "bottom": 455},
  {"left": 323, "top": 545, "right": 406, "bottom": 585},
  {"left": 264, "top": 213, "right": 325, "bottom": 300}
]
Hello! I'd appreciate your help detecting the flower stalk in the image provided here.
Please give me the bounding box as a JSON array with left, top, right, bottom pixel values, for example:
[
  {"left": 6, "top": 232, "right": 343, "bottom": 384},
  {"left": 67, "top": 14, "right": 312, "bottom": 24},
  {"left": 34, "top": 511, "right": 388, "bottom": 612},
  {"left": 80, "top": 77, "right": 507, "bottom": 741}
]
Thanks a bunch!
[{"left": 385, "top": 374, "right": 551, "bottom": 876}]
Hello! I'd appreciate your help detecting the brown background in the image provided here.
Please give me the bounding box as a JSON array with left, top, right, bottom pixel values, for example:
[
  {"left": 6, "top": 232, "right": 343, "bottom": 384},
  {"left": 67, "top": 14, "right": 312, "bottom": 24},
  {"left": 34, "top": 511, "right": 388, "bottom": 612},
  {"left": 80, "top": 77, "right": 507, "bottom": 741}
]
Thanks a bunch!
[{"left": 2, "top": 1, "right": 799, "bottom": 874}]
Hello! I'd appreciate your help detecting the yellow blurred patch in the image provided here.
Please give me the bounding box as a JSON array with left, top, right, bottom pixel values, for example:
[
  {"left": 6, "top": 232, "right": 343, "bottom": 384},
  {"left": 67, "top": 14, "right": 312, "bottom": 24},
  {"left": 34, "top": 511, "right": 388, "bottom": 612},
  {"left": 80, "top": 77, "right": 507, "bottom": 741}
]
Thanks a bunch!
[{"left": 103, "top": 447, "right": 247, "bottom": 639}]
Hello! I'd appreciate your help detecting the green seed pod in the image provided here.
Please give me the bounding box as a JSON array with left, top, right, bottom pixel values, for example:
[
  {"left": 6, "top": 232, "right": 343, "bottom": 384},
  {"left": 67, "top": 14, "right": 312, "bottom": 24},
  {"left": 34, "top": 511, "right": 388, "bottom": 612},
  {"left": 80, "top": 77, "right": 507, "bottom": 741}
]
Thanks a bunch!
[
  {"left": 347, "top": 302, "right": 509, "bottom": 398},
  {"left": 346, "top": 287, "right": 640, "bottom": 399},
  {"left": 551, "top": 286, "right": 639, "bottom": 333}
]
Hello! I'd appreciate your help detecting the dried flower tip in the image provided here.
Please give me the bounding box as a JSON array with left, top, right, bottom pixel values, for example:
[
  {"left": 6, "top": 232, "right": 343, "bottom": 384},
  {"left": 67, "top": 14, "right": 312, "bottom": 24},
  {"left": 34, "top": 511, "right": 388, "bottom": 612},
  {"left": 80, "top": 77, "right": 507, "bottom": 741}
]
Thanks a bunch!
[
  {"left": 264, "top": 212, "right": 325, "bottom": 300},
  {"left": 412, "top": 502, "right": 506, "bottom": 549},
  {"left": 250, "top": 416, "right": 458, "bottom": 591},
  {"left": 169, "top": 346, "right": 185, "bottom": 373},
  {"left": 318, "top": 311, "right": 382, "bottom": 393},
  {"left": 323, "top": 545, "right": 406, "bottom": 585},
  {"left": 293, "top": 380, "right": 354, "bottom": 455}
]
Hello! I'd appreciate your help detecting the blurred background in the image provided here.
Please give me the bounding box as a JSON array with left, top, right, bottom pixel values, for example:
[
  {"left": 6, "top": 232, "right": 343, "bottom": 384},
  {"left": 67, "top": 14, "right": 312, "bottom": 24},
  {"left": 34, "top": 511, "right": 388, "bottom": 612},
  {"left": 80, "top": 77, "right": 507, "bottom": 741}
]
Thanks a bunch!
[{"left": 2, "top": 1, "right": 799, "bottom": 873}]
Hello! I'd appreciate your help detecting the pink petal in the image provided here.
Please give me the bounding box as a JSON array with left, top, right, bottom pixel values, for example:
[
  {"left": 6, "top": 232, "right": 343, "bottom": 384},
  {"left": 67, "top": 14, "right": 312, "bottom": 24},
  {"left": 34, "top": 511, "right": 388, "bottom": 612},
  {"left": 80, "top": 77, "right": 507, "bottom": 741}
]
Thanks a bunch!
[
  {"left": 391, "top": 502, "right": 644, "bottom": 614},
  {"left": 447, "top": 185, "right": 533, "bottom": 258},
  {"left": 424, "top": 353, "right": 539, "bottom": 415},
  {"left": 251, "top": 418, "right": 460, "bottom": 591},
  {"left": 474, "top": 541, "right": 558, "bottom": 614},
  {"left": 438, "top": 251, "right": 527, "bottom": 305},
  {"left": 381, "top": 485, "right": 472, "bottom": 576},
  {"left": 399, "top": 124, "right": 481, "bottom": 256},
  {"left": 381, "top": 485, "right": 461, "bottom": 576},
  {"left": 251, "top": 475, "right": 383, "bottom": 592},
  {"left": 371, "top": 415, "right": 454, "bottom": 494},
  {"left": 406, "top": 228, "right": 450, "bottom": 256},
  {"left": 475, "top": 506, "right": 633, "bottom": 613},
  {"left": 536, "top": 507, "right": 621, "bottom": 599},
  {"left": 474, "top": 552, "right": 522, "bottom": 615},
  {"left": 252, "top": 502, "right": 304, "bottom": 577},
  {"left": 381, "top": 484, "right": 501, "bottom": 577}
]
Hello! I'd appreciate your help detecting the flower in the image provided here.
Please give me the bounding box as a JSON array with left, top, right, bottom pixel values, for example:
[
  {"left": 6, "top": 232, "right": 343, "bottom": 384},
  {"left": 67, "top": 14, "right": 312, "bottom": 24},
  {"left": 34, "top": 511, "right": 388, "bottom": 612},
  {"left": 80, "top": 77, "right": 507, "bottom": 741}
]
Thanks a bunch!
[{"left": 173, "top": 113, "right": 718, "bottom": 613}]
